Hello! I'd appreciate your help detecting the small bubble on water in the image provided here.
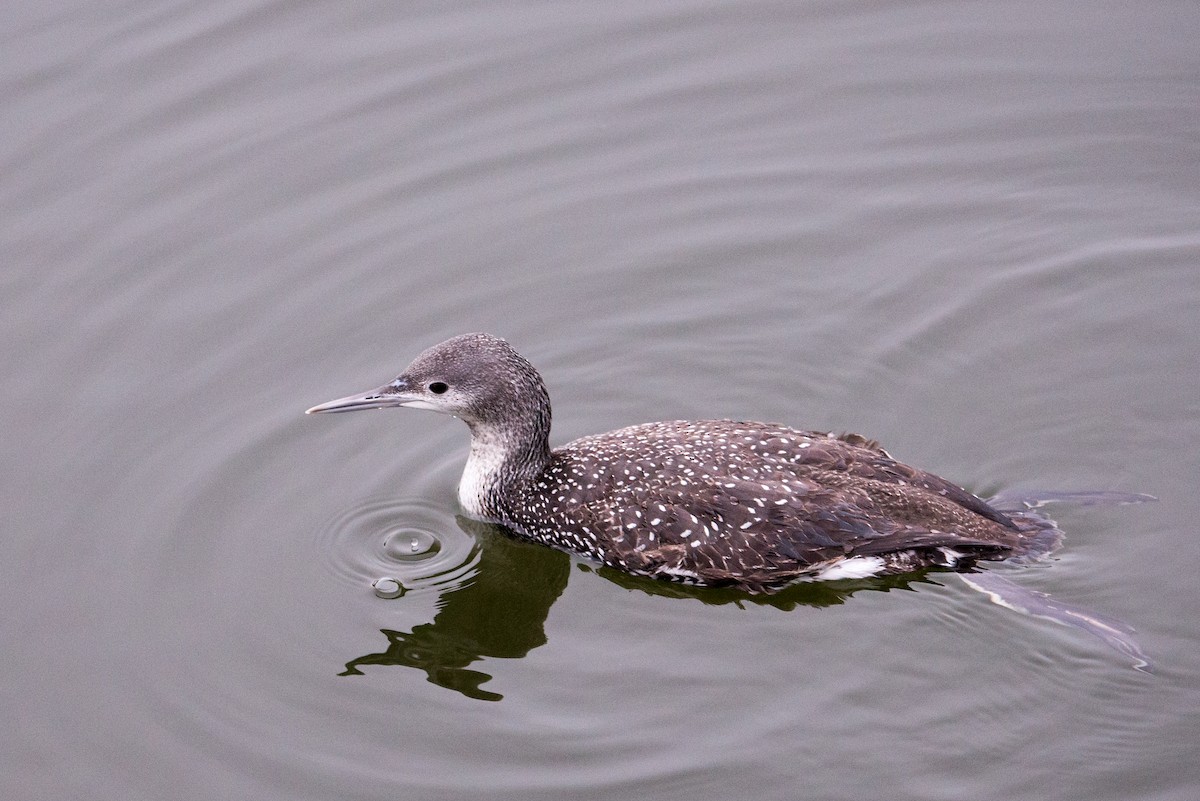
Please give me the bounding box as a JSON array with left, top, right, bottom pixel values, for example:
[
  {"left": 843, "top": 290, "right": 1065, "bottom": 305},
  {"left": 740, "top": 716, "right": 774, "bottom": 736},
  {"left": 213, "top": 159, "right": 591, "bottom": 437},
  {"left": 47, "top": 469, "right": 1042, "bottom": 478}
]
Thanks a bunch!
[
  {"left": 372, "top": 577, "right": 405, "bottom": 599},
  {"left": 383, "top": 529, "right": 441, "bottom": 562}
]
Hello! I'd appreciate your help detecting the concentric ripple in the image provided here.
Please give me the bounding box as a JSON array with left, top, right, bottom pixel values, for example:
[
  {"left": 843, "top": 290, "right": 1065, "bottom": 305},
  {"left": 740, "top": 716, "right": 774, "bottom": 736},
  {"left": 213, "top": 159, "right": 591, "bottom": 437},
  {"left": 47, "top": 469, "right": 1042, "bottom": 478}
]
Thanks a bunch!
[{"left": 315, "top": 496, "right": 480, "bottom": 596}]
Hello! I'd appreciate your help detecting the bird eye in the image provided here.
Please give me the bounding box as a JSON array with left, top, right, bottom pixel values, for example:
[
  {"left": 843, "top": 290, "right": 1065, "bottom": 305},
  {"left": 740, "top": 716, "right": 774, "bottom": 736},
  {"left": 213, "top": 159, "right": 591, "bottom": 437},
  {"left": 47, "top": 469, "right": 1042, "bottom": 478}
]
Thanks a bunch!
[{"left": 428, "top": 382, "right": 449, "bottom": 395}]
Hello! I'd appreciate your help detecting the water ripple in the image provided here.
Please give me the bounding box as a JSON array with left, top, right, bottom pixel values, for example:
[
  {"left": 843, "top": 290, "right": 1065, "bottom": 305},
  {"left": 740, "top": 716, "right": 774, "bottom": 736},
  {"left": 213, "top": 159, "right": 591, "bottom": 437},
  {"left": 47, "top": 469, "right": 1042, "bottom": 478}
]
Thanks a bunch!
[{"left": 314, "top": 495, "right": 479, "bottom": 596}]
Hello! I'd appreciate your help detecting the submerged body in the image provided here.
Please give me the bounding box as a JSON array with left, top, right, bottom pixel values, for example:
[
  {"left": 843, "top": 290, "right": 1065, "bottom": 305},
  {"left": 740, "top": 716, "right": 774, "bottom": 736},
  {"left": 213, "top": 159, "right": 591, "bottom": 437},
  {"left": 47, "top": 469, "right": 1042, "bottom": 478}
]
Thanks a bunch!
[{"left": 307, "top": 333, "right": 1059, "bottom": 592}]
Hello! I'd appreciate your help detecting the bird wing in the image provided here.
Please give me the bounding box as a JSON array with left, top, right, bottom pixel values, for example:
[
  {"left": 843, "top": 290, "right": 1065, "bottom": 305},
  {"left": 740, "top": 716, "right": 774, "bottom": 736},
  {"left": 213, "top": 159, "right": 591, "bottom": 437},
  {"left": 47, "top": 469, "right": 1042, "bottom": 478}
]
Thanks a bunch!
[
  {"left": 580, "top": 472, "right": 1012, "bottom": 591},
  {"left": 778, "top": 433, "right": 1018, "bottom": 530}
]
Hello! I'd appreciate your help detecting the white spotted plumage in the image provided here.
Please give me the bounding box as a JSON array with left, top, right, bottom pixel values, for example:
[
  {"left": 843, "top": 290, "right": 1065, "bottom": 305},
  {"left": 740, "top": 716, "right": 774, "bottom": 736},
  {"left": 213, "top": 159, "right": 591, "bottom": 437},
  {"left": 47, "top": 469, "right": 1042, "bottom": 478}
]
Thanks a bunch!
[{"left": 309, "top": 333, "right": 1060, "bottom": 594}]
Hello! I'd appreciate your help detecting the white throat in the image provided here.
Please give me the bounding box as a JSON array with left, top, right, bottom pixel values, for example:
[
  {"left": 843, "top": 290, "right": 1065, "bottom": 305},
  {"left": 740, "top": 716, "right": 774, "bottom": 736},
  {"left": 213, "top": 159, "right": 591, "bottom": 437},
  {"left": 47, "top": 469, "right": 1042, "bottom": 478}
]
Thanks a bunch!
[{"left": 457, "top": 431, "right": 509, "bottom": 517}]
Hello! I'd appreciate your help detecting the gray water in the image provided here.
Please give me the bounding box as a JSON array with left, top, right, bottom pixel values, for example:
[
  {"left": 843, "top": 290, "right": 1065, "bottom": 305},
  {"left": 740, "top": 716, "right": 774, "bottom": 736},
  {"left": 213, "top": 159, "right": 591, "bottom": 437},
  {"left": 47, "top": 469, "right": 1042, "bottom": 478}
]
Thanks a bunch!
[{"left": 4, "top": 2, "right": 1200, "bottom": 799}]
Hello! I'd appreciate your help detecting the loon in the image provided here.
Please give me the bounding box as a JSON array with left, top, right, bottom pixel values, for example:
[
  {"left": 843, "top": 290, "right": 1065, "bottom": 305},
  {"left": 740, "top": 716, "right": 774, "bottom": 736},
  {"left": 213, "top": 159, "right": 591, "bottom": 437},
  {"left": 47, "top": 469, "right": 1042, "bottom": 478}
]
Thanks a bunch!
[{"left": 305, "top": 332, "right": 1069, "bottom": 593}]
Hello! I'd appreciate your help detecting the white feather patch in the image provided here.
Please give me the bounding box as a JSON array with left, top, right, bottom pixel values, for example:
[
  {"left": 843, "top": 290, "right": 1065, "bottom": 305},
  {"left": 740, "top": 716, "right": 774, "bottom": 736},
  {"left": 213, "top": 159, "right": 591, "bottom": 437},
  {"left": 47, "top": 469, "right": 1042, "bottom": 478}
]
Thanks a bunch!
[{"left": 814, "top": 556, "right": 886, "bottom": 581}]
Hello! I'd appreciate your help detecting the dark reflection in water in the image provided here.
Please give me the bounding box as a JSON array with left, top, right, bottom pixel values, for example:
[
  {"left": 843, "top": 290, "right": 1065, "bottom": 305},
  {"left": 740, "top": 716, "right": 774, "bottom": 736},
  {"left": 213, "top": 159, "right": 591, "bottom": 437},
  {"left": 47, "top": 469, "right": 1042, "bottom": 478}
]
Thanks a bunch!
[
  {"left": 342, "top": 516, "right": 937, "bottom": 700},
  {"left": 341, "top": 518, "right": 571, "bottom": 701},
  {"left": 591, "top": 561, "right": 937, "bottom": 610}
]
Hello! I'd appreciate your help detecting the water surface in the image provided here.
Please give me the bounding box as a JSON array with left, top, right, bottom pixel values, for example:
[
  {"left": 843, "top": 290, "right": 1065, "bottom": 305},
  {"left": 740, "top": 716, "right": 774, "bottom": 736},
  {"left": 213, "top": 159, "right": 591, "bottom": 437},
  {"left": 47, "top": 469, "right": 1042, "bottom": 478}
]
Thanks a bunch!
[{"left": 4, "top": 1, "right": 1200, "bottom": 800}]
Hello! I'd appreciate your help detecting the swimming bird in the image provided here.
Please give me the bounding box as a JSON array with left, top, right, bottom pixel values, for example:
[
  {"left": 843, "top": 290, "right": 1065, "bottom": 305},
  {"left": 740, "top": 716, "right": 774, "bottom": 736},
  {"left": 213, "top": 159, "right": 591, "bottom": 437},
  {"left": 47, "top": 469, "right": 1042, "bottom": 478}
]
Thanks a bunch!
[{"left": 306, "top": 333, "right": 1069, "bottom": 593}]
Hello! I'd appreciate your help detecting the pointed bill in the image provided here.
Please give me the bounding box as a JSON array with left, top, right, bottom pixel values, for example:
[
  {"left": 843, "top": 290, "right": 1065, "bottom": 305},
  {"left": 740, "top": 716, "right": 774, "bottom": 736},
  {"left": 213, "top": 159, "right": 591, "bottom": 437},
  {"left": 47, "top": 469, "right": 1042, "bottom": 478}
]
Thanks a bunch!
[{"left": 305, "top": 382, "right": 411, "bottom": 414}]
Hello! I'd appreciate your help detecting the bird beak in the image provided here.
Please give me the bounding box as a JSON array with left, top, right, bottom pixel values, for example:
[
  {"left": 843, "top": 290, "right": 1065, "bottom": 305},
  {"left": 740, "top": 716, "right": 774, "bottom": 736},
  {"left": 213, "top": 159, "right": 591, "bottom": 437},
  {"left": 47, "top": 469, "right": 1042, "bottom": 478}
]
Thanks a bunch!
[{"left": 305, "top": 382, "right": 412, "bottom": 414}]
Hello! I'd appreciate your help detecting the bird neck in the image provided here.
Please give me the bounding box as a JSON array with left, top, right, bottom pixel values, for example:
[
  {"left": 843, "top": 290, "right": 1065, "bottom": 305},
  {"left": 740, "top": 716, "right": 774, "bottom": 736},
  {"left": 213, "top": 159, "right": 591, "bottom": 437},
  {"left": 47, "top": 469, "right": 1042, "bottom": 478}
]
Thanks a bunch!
[{"left": 457, "top": 413, "right": 552, "bottom": 519}]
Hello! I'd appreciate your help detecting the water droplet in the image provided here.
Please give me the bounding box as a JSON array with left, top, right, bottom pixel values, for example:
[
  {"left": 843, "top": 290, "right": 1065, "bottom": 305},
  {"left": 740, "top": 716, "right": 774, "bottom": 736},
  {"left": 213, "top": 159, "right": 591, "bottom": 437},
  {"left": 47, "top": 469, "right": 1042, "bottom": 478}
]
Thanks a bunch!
[
  {"left": 383, "top": 529, "right": 441, "bottom": 562},
  {"left": 372, "top": 577, "right": 405, "bottom": 599}
]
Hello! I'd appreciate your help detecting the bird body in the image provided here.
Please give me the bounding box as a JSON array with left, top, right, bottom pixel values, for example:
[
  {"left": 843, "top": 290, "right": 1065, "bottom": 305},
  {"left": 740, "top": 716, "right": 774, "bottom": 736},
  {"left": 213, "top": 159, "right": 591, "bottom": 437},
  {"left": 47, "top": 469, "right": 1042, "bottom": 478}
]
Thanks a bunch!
[{"left": 307, "top": 333, "right": 1055, "bottom": 593}]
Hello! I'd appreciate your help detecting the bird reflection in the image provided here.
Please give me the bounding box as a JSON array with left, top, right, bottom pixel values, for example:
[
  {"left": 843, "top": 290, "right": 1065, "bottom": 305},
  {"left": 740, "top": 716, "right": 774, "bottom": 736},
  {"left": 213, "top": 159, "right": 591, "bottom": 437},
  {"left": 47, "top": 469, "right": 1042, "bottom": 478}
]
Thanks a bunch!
[
  {"left": 340, "top": 517, "right": 932, "bottom": 701},
  {"left": 340, "top": 518, "right": 569, "bottom": 700}
]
